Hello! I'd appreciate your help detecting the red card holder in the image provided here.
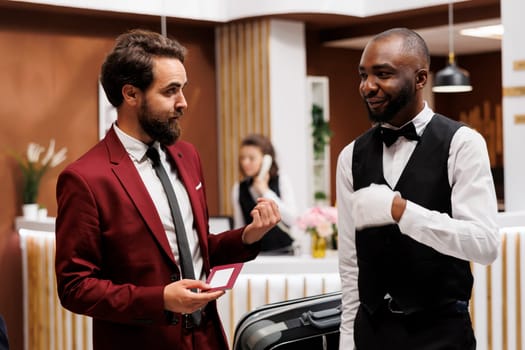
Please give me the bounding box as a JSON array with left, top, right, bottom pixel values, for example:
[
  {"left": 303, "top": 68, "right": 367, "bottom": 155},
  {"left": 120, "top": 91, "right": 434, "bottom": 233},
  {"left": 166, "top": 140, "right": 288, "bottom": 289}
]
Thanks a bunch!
[{"left": 205, "top": 263, "right": 244, "bottom": 291}]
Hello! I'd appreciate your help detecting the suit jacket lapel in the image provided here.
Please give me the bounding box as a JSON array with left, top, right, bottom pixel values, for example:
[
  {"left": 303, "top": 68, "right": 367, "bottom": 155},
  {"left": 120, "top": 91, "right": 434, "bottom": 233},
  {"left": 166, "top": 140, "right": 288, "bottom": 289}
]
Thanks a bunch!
[{"left": 104, "top": 129, "right": 176, "bottom": 265}]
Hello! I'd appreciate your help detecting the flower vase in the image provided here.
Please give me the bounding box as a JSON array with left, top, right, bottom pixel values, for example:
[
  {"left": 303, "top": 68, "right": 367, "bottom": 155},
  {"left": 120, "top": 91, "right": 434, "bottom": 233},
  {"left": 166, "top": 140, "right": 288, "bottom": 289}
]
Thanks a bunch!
[
  {"left": 38, "top": 207, "right": 48, "bottom": 220},
  {"left": 311, "top": 232, "right": 327, "bottom": 258},
  {"left": 22, "top": 203, "right": 39, "bottom": 220}
]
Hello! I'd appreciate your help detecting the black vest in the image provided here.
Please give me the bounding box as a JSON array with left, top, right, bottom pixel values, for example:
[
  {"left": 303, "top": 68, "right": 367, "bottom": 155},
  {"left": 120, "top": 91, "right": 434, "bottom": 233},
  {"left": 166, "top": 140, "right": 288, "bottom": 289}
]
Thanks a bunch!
[
  {"left": 352, "top": 114, "right": 473, "bottom": 314},
  {"left": 239, "top": 176, "right": 294, "bottom": 253}
]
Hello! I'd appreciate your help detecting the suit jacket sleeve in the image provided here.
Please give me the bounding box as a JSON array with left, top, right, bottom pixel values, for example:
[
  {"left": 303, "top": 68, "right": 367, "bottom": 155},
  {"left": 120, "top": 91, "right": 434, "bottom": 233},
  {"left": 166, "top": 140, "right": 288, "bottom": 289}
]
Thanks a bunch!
[{"left": 55, "top": 165, "right": 168, "bottom": 325}]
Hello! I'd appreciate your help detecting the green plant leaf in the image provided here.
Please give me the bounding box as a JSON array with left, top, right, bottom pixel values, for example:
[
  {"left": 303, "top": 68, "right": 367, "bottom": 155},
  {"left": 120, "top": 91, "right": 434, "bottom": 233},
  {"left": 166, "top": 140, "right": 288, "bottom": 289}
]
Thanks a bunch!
[{"left": 311, "top": 103, "right": 333, "bottom": 159}]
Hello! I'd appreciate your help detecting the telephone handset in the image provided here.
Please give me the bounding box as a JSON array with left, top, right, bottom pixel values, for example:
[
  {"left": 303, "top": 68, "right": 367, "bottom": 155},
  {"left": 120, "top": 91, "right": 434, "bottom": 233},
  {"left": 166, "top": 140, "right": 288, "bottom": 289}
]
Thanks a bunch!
[{"left": 257, "top": 155, "right": 273, "bottom": 181}]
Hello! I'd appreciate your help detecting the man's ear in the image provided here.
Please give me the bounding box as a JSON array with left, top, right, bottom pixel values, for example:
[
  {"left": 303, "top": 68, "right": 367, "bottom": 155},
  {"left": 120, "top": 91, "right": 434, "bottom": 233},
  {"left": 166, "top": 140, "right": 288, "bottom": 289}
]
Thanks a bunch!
[
  {"left": 415, "top": 69, "right": 428, "bottom": 90},
  {"left": 122, "top": 84, "right": 140, "bottom": 106}
]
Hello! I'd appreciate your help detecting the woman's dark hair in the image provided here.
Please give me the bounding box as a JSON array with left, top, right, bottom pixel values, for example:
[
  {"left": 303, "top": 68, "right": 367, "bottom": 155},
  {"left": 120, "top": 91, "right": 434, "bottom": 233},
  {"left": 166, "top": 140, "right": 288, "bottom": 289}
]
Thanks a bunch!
[
  {"left": 100, "top": 29, "right": 187, "bottom": 107},
  {"left": 240, "top": 134, "right": 279, "bottom": 178}
]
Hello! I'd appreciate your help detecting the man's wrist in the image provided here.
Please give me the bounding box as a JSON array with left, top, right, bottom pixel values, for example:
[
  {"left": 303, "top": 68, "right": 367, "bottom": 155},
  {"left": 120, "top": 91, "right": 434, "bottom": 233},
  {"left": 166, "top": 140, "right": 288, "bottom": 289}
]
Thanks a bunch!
[
  {"left": 391, "top": 196, "right": 407, "bottom": 222},
  {"left": 241, "top": 228, "right": 252, "bottom": 244},
  {"left": 241, "top": 229, "right": 247, "bottom": 244}
]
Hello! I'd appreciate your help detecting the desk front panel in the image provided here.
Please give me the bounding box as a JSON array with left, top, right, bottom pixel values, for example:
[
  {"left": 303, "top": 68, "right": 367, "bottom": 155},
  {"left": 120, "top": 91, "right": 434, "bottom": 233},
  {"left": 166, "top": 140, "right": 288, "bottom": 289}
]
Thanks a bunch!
[{"left": 19, "top": 227, "right": 525, "bottom": 350}]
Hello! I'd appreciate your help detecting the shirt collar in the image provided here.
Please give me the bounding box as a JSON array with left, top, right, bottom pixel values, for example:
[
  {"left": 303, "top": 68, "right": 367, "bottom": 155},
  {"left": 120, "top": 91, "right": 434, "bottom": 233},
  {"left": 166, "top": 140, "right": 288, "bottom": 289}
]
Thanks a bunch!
[
  {"left": 382, "top": 101, "right": 434, "bottom": 136},
  {"left": 113, "top": 123, "right": 159, "bottom": 163}
]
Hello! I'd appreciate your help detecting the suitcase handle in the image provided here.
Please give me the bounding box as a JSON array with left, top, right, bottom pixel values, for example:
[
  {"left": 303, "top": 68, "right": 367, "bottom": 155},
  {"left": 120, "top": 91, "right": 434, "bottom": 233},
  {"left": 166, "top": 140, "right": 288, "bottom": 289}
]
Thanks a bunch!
[{"left": 300, "top": 305, "right": 341, "bottom": 329}]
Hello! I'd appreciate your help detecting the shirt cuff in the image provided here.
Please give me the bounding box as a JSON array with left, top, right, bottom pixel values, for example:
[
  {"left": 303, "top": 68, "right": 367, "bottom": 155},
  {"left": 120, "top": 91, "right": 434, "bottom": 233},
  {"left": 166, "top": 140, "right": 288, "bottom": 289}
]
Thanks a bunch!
[
  {"left": 262, "top": 190, "right": 279, "bottom": 201},
  {"left": 397, "top": 200, "right": 427, "bottom": 235}
]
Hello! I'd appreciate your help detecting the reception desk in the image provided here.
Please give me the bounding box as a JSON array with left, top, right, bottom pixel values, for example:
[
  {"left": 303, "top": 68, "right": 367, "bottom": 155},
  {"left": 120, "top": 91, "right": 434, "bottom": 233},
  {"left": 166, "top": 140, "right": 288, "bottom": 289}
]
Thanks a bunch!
[
  {"left": 18, "top": 222, "right": 91, "bottom": 350},
  {"left": 17, "top": 215, "right": 525, "bottom": 350},
  {"left": 16, "top": 218, "right": 339, "bottom": 350}
]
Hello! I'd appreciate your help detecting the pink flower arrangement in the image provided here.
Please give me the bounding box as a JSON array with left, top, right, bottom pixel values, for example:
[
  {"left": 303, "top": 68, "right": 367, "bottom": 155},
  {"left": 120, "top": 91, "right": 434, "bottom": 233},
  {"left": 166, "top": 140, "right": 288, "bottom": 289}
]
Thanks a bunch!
[{"left": 296, "top": 206, "right": 338, "bottom": 238}]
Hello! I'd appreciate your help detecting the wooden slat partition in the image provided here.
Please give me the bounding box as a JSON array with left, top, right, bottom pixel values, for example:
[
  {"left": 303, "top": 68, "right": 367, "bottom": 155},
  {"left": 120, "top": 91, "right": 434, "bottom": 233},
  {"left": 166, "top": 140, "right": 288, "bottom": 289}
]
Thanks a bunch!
[{"left": 215, "top": 19, "right": 271, "bottom": 215}]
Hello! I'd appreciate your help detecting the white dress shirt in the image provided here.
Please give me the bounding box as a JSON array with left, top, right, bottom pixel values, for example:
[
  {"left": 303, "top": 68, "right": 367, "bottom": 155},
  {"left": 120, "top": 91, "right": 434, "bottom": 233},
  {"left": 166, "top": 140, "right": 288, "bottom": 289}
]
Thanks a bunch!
[
  {"left": 336, "top": 103, "right": 500, "bottom": 349},
  {"left": 114, "top": 124, "right": 204, "bottom": 280},
  {"left": 231, "top": 174, "right": 298, "bottom": 229}
]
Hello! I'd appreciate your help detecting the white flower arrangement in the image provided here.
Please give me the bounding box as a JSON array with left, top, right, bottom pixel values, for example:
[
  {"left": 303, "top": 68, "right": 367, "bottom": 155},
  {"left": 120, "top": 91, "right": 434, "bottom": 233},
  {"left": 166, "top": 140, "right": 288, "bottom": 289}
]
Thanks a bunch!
[{"left": 11, "top": 139, "right": 67, "bottom": 204}]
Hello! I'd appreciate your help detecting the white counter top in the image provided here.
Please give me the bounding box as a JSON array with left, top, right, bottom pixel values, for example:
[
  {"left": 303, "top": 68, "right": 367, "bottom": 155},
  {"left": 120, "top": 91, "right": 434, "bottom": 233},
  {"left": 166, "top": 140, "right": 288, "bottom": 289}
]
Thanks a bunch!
[{"left": 243, "top": 252, "right": 338, "bottom": 274}]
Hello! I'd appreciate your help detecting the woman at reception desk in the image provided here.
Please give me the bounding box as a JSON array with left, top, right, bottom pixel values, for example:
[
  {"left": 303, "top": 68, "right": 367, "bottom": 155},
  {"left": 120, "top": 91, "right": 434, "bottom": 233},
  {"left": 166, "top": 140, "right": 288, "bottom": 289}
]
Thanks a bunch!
[{"left": 231, "top": 134, "right": 298, "bottom": 255}]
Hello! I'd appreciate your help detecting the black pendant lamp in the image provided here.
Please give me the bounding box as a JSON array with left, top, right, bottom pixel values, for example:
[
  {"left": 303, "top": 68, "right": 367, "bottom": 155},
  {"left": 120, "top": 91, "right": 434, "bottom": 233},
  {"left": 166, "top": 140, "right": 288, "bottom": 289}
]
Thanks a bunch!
[{"left": 432, "top": 2, "right": 473, "bottom": 93}]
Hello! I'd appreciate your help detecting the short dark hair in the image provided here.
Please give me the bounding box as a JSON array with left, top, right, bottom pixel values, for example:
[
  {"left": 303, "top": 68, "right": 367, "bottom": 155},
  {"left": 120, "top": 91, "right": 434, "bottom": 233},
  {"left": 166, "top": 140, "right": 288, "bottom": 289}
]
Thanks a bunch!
[
  {"left": 373, "top": 27, "right": 430, "bottom": 67},
  {"left": 240, "top": 134, "right": 279, "bottom": 177},
  {"left": 100, "top": 29, "right": 187, "bottom": 107}
]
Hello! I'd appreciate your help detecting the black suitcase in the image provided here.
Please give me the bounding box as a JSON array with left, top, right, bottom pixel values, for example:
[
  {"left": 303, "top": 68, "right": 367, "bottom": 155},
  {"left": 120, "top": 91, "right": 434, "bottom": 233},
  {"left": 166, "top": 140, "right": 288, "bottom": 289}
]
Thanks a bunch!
[{"left": 232, "top": 291, "right": 342, "bottom": 350}]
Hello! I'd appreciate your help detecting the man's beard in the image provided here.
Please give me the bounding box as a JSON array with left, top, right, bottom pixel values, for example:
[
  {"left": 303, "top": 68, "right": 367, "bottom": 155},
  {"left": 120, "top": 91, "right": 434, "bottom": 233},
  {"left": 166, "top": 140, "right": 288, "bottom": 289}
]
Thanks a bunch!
[
  {"left": 138, "top": 100, "right": 181, "bottom": 145},
  {"left": 366, "top": 84, "right": 412, "bottom": 124}
]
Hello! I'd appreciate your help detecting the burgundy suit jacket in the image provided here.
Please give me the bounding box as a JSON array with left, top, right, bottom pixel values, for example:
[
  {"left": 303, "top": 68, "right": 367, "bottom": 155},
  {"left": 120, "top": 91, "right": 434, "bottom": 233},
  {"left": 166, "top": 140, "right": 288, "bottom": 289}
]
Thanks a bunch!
[{"left": 55, "top": 128, "right": 260, "bottom": 350}]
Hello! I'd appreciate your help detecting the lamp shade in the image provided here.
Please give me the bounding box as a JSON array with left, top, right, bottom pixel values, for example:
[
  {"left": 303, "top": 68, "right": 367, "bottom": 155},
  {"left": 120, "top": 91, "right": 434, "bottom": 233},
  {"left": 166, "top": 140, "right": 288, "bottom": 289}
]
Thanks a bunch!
[{"left": 432, "top": 63, "right": 473, "bottom": 93}]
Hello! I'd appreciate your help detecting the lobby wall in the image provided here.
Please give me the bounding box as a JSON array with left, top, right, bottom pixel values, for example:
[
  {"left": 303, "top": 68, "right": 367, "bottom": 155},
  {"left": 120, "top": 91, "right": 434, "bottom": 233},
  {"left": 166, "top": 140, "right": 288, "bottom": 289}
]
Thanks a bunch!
[
  {"left": 0, "top": 4, "right": 218, "bottom": 350},
  {"left": 0, "top": 4, "right": 503, "bottom": 349},
  {"left": 305, "top": 29, "right": 502, "bottom": 201},
  {"left": 433, "top": 52, "right": 504, "bottom": 200}
]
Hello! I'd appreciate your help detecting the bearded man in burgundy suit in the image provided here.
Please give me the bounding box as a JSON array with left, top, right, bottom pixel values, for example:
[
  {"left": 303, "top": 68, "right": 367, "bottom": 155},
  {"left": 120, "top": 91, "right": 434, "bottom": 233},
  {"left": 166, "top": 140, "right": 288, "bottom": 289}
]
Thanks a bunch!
[{"left": 55, "top": 29, "right": 281, "bottom": 350}]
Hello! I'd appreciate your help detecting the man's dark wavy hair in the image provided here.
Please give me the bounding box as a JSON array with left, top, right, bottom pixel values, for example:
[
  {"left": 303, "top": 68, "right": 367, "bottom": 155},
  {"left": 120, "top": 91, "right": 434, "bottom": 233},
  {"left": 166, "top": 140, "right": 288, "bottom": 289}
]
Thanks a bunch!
[{"left": 100, "top": 29, "right": 187, "bottom": 107}]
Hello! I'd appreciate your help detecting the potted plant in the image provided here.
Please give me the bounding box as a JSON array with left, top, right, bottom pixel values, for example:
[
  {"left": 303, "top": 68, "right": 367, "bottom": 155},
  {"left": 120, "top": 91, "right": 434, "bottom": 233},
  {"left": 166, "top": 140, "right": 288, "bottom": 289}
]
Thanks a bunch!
[
  {"left": 311, "top": 104, "right": 333, "bottom": 203},
  {"left": 11, "top": 139, "right": 67, "bottom": 219},
  {"left": 311, "top": 104, "right": 332, "bottom": 159}
]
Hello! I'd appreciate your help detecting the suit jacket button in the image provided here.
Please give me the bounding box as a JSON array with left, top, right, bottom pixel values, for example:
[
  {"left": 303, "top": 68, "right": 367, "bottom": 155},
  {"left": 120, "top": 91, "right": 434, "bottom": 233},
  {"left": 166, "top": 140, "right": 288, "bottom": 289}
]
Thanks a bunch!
[{"left": 170, "top": 274, "right": 179, "bottom": 282}]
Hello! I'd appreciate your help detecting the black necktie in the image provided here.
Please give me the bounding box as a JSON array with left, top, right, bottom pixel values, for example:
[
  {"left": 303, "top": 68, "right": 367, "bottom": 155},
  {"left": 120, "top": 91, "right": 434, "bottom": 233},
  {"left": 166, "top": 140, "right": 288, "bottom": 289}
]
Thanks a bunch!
[
  {"left": 146, "top": 146, "right": 201, "bottom": 326},
  {"left": 378, "top": 122, "right": 420, "bottom": 147}
]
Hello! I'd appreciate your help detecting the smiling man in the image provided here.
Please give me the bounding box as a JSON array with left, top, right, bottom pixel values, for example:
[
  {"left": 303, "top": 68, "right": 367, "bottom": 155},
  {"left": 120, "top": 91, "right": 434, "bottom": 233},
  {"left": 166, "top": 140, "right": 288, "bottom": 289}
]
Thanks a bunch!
[
  {"left": 336, "top": 28, "right": 500, "bottom": 349},
  {"left": 55, "top": 29, "right": 281, "bottom": 350}
]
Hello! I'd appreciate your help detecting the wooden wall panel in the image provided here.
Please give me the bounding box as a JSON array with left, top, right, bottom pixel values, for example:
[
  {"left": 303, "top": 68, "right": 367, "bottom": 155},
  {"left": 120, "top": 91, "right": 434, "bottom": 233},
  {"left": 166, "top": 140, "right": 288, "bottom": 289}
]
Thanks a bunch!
[
  {"left": 0, "top": 5, "right": 218, "bottom": 350},
  {"left": 216, "top": 19, "right": 270, "bottom": 216}
]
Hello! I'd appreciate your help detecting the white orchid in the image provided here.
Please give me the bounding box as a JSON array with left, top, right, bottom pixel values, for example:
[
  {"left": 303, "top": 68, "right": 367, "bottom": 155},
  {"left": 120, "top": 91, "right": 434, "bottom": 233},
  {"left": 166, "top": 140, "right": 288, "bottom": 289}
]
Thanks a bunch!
[
  {"left": 26, "top": 142, "right": 45, "bottom": 163},
  {"left": 12, "top": 139, "right": 68, "bottom": 203},
  {"left": 40, "top": 139, "right": 56, "bottom": 165},
  {"left": 50, "top": 147, "right": 68, "bottom": 167}
]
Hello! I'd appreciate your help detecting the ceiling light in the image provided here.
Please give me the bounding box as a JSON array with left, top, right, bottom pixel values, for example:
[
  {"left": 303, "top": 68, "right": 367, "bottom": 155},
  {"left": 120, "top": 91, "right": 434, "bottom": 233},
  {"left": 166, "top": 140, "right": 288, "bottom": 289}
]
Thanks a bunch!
[
  {"left": 460, "top": 24, "right": 503, "bottom": 40},
  {"left": 432, "top": 2, "right": 473, "bottom": 93}
]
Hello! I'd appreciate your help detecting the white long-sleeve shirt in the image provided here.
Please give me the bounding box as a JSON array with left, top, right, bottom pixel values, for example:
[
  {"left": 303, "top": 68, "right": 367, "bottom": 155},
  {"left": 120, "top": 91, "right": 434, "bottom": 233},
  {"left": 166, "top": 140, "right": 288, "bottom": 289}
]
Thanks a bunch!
[
  {"left": 231, "top": 174, "right": 298, "bottom": 229},
  {"left": 336, "top": 104, "right": 500, "bottom": 349},
  {"left": 113, "top": 124, "right": 204, "bottom": 280}
]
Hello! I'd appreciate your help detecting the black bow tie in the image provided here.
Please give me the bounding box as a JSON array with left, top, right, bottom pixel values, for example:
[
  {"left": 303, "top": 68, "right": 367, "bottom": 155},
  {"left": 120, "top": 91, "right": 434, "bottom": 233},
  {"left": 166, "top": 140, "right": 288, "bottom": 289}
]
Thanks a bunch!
[{"left": 378, "top": 122, "right": 420, "bottom": 147}]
